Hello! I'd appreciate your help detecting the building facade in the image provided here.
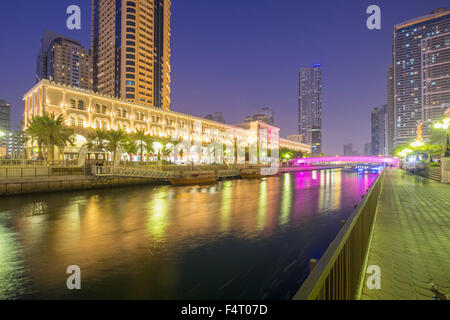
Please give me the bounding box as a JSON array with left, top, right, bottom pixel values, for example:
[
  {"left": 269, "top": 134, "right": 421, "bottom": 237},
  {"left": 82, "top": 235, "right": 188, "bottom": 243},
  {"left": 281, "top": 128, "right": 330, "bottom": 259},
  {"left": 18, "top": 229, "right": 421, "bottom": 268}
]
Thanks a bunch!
[
  {"left": 0, "top": 99, "right": 10, "bottom": 132},
  {"left": 244, "top": 107, "right": 274, "bottom": 126},
  {"left": 371, "top": 105, "right": 387, "bottom": 156},
  {"left": 91, "top": 0, "right": 172, "bottom": 110},
  {"left": 23, "top": 80, "right": 310, "bottom": 162},
  {"left": 421, "top": 28, "right": 450, "bottom": 136},
  {"left": 393, "top": 8, "right": 450, "bottom": 147},
  {"left": 0, "top": 132, "right": 25, "bottom": 159},
  {"left": 36, "top": 30, "right": 91, "bottom": 90},
  {"left": 387, "top": 64, "right": 395, "bottom": 155},
  {"left": 298, "top": 64, "right": 322, "bottom": 154},
  {"left": 286, "top": 134, "right": 303, "bottom": 144}
]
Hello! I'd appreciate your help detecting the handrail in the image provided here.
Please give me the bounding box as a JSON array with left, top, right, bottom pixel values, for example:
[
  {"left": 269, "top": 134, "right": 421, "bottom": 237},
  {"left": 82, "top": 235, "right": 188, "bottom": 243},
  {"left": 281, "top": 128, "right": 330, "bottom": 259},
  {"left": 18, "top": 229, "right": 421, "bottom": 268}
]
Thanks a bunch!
[{"left": 293, "top": 170, "right": 385, "bottom": 300}]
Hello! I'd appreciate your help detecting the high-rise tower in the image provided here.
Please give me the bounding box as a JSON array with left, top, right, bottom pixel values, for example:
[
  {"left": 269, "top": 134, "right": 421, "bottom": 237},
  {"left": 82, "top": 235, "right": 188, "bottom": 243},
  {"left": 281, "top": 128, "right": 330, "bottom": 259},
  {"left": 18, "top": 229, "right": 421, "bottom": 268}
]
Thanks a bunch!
[
  {"left": 393, "top": 8, "right": 449, "bottom": 147},
  {"left": 387, "top": 64, "right": 394, "bottom": 155},
  {"left": 91, "top": 0, "right": 171, "bottom": 110},
  {"left": 36, "top": 30, "right": 91, "bottom": 90},
  {"left": 298, "top": 64, "right": 322, "bottom": 154}
]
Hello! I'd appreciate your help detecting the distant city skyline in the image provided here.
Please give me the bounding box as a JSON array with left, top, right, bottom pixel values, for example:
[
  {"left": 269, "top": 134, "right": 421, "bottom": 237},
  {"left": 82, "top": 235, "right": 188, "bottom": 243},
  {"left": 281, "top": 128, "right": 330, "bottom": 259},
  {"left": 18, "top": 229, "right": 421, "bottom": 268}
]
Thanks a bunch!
[{"left": 1, "top": 0, "right": 449, "bottom": 154}]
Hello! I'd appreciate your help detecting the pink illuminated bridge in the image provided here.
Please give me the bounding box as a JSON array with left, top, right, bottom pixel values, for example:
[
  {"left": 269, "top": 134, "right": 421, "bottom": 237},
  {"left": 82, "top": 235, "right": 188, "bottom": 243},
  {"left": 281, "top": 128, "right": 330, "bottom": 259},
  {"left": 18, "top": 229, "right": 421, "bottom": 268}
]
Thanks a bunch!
[{"left": 295, "top": 156, "right": 399, "bottom": 165}]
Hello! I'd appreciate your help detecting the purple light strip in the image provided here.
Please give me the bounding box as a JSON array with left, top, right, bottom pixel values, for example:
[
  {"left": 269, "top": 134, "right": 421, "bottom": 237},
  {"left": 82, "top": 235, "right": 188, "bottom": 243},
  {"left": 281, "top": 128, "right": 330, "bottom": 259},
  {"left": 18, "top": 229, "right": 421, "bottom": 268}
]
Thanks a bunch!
[{"left": 295, "top": 156, "right": 399, "bottom": 164}]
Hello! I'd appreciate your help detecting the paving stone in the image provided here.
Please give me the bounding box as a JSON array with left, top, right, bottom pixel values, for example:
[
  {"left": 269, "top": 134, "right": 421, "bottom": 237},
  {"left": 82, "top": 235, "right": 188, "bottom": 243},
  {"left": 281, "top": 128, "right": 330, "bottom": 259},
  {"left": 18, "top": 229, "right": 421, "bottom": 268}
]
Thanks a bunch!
[{"left": 361, "top": 169, "right": 450, "bottom": 300}]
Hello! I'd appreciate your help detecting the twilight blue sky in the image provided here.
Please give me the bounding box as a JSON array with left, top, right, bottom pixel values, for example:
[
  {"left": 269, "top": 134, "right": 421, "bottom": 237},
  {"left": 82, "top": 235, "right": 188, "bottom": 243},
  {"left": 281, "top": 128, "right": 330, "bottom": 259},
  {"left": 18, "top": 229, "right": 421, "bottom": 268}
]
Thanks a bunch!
[{"left": 0, "top": 0, "right": 448, "bottom": 155}]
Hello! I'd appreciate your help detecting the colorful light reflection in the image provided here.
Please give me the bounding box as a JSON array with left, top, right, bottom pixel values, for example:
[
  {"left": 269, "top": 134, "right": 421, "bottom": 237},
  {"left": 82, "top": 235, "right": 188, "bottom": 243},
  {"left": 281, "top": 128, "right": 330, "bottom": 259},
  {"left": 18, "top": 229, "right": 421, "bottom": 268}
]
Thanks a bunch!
[{"left": 296, "top": 156, "right": 399, "bottom": 164}]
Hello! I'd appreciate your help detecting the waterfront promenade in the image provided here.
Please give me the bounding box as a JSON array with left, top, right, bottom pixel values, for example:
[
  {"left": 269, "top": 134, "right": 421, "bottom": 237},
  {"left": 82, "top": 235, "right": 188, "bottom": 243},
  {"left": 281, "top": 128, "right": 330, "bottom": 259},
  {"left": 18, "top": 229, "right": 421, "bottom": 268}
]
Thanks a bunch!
[{"left": 361, "top": 168, "right": 450, "bottom": 300}]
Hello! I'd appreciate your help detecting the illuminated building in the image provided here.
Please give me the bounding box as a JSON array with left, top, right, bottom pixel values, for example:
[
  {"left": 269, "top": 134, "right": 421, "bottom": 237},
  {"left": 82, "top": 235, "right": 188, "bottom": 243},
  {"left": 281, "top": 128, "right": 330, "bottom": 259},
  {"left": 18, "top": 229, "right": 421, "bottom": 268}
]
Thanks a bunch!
[
  {"left": 23, "top": 80, "right": 310, "bottom": 161},
  {"left": 245, "top": 107, "right": 274, "bottom": 126},
  {"left": 298, "top": 64, "right": 322, "bottom": 154},
  {"left": 36, "top": 30, "right": 91, "bottom": 90},
  {"left": 393, "top": 8, "right": 450, "bottom": 147},
  {"left": 0, "top": 99, "right": 10, "bottom": 132},
  {"left": 371, "top": 105, "right": 387, "bottom": 156},
  {"left": 387, "top": 64, "right": 394, "bottom": 155},
  {"left": 286, "top": 134, "right": 303, "bottom": 144},
  {"left": 91, "top": 0, "right": 171, "bottom": 110}
]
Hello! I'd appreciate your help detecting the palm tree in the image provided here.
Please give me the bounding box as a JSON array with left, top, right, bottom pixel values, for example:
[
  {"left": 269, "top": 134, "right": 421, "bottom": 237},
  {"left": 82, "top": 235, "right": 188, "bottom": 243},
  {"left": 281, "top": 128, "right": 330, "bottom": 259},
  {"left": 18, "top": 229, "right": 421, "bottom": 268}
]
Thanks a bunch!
[
  {"left": 130, "top": 128, "right": 152, "bottom": 163},
  {"left": 26, "top": 112, "right": 74, "bottom": 163},
  {"left": 104, "top": 129, "right": 128, "bottom": 165},
  {"left": 429, "top": 127, "right": 449, "bottom": 156},
  {"left": 87, "top": 129, "right": 108, "bottom": 150},
  {"left": 418, "top": 143, "right": 442, "bottom": 162}
]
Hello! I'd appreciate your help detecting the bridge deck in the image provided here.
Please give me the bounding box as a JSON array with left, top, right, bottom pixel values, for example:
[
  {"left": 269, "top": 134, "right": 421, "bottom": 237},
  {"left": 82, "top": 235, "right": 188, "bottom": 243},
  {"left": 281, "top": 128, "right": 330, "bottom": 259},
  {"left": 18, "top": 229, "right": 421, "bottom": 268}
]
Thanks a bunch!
[{"left": 361, "top": 168, "right": 450, "bottom": 300}]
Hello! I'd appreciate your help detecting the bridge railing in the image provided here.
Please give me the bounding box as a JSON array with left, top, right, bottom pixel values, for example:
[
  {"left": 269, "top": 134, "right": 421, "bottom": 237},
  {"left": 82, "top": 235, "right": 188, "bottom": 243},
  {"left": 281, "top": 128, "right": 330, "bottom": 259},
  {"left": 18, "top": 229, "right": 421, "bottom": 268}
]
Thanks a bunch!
[{"left": 293, "top": 169, "right": 385, "bottom": 300}]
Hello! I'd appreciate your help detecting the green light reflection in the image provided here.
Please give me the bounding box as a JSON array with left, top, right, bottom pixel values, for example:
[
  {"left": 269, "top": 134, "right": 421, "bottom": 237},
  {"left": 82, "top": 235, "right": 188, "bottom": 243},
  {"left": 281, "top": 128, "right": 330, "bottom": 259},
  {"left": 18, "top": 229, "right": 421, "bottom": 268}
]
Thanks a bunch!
[
  {"left": 256, "top": 180, "right": 267, "bottom": 232},
  {"left": 279, "top": 173, "right": 292, "bottom": 226},
  {"left": 147, "top": 187, "right": 171, "bottom": 242}
]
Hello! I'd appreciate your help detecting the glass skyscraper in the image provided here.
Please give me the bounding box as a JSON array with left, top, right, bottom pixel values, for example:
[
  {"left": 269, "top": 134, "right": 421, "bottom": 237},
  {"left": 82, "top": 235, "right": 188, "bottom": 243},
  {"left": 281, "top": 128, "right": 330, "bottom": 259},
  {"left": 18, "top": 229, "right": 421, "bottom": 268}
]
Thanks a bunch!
[{"left": 298, "top": 64, "right": 322, "bottom": 154}]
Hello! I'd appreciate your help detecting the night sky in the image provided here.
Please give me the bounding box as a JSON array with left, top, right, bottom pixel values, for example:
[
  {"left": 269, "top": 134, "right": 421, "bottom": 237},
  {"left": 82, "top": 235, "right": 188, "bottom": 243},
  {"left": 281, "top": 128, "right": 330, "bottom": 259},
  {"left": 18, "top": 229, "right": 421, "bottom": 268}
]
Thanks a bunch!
[{"left": 0, "top": 0, "right": 448, "bottom": 155}]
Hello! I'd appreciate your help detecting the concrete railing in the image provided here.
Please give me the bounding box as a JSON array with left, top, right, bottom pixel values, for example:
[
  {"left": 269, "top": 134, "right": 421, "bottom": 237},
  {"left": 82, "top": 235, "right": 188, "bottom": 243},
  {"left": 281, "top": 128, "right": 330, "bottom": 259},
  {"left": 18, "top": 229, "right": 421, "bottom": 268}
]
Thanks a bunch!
[
  {"left": 293, "top": 170, "right": 385, "bottom": 300},
  {"left": 0, "top": 159, "right": 78, "bottom": 167},
  {"left": 0, "top": 167, "right": 85, "bottom": 178}
]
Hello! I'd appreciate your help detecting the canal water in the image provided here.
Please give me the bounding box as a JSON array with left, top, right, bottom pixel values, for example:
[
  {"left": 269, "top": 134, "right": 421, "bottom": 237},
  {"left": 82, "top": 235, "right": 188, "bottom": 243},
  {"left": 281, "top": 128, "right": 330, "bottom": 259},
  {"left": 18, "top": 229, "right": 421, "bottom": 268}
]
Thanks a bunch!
[{"left": 0, "top": 169, "right": 378, "bottom": 299}]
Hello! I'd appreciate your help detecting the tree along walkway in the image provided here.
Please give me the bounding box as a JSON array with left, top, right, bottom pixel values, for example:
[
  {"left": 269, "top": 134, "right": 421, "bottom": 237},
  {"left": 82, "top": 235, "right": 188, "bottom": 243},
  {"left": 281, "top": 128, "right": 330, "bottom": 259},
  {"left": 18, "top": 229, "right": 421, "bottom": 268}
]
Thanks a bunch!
[{"left": 361, "top": 168, "right": 450, "bottom": 300}]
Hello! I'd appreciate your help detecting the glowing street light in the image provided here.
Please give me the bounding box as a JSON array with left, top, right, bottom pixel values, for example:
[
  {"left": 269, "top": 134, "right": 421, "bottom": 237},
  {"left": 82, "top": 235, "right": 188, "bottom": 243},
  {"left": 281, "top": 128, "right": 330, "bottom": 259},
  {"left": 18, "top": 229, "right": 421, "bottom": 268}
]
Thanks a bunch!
[
  {"left": 153, "top": 142, "right": 163, "bottom": 152},
  {"left": 398, "top": 148, "right": 412, "bottom": 158},
  {"left": 433, "top": 118, "right": 449, "bottom": 130}
]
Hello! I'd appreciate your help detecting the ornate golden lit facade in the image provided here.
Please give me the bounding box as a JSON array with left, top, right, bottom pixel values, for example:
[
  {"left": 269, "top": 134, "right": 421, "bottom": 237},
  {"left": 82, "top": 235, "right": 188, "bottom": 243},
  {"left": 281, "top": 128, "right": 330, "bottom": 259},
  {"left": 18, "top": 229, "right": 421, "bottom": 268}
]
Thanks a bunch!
[{"left": 23, "top": 80, "right": 311, "bottom": 160}]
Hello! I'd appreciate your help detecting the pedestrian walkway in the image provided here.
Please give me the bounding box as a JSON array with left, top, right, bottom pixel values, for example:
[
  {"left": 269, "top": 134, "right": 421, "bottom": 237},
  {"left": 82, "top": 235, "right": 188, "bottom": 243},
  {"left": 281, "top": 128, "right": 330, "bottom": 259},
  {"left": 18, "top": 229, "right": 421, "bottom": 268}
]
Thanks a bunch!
[{"left": 361, "top": 168, "right": 450, "bottom": 300}]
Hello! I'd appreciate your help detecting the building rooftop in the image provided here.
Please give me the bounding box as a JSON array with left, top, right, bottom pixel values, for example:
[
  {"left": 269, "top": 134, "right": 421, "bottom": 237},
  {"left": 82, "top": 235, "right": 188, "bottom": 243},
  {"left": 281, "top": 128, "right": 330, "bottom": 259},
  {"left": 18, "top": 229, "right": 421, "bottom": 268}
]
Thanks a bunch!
[{"left": 394, "top": 8, "right": 449, "bottom": 29}]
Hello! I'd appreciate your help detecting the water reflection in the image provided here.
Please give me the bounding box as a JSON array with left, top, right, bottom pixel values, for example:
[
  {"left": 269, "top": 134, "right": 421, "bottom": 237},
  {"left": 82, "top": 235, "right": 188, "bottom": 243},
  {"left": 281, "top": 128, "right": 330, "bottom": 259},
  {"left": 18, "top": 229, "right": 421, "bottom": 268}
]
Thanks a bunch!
[
  {"left": 279, "top": 174, "right": 292, "bottom": 227},
  {"left": 0, "top": 169, "right": 378, "bottom": 299}
]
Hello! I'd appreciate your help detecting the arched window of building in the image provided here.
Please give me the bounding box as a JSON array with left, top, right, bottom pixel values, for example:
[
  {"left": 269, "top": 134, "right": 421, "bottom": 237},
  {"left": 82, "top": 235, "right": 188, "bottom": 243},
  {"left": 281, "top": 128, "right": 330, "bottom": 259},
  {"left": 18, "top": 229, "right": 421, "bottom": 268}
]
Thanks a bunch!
[
  {"left": 122, "top": 109, "right": 128, "bottom": 118},
  {"left": 69, "top": 99, "right": 76, "bottom": 108},
  {"left": 78, "top": 117, "right": 85, "bottom": 127},
  {"left": 69, "top": 115, "right": 77, "bottom": 126},
  {"left": 103, "top": 120, "right": 109, "bottom": 130},
  {"left": 117, "top": 108, "right": 122, "bottom": 118},
  {"left": 95, "top": 104, "right": 101, "bottom": 113},
  {"left": 78, "top": 100, "right": 85, "bottom": 110},
  {"left": 102, "top": 105, "right": 108, "bottom": 114},
  {"left": 95, "top": 119, "right": 101, "bottom": 129}
]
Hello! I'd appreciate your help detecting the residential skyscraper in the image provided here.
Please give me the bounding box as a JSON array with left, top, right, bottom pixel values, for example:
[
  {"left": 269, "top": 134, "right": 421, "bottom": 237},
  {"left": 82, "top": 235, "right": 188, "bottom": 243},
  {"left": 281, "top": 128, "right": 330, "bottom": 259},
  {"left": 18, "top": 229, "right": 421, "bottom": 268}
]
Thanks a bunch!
[
  {"left": 371, "top": 105, "right": 387, "bottom": 156},
  {"left": 387, "top": 64, "right": 394, "bottom": 155},
  {"left": 91, "top": 0, "right": 172, "bottom": 110},
  {"left": 393, "top": 8, "right": 450, "bottom": 147},
  {"left": 298, "top": 64, "right": 322, "bottom": 154},
  {"left": 0, "top": 99, "right": 10, "bottom": 132},
  {"left": 36, "top": 30, "right": 91, "bottom": 89}
]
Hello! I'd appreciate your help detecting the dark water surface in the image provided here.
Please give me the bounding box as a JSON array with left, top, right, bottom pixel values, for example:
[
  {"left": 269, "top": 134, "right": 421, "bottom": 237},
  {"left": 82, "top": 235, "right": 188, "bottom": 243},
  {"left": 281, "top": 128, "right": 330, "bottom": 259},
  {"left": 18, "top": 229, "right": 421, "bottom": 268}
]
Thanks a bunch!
[{"left": 0, "top": 169, "right": 377, "bottom": 299}]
